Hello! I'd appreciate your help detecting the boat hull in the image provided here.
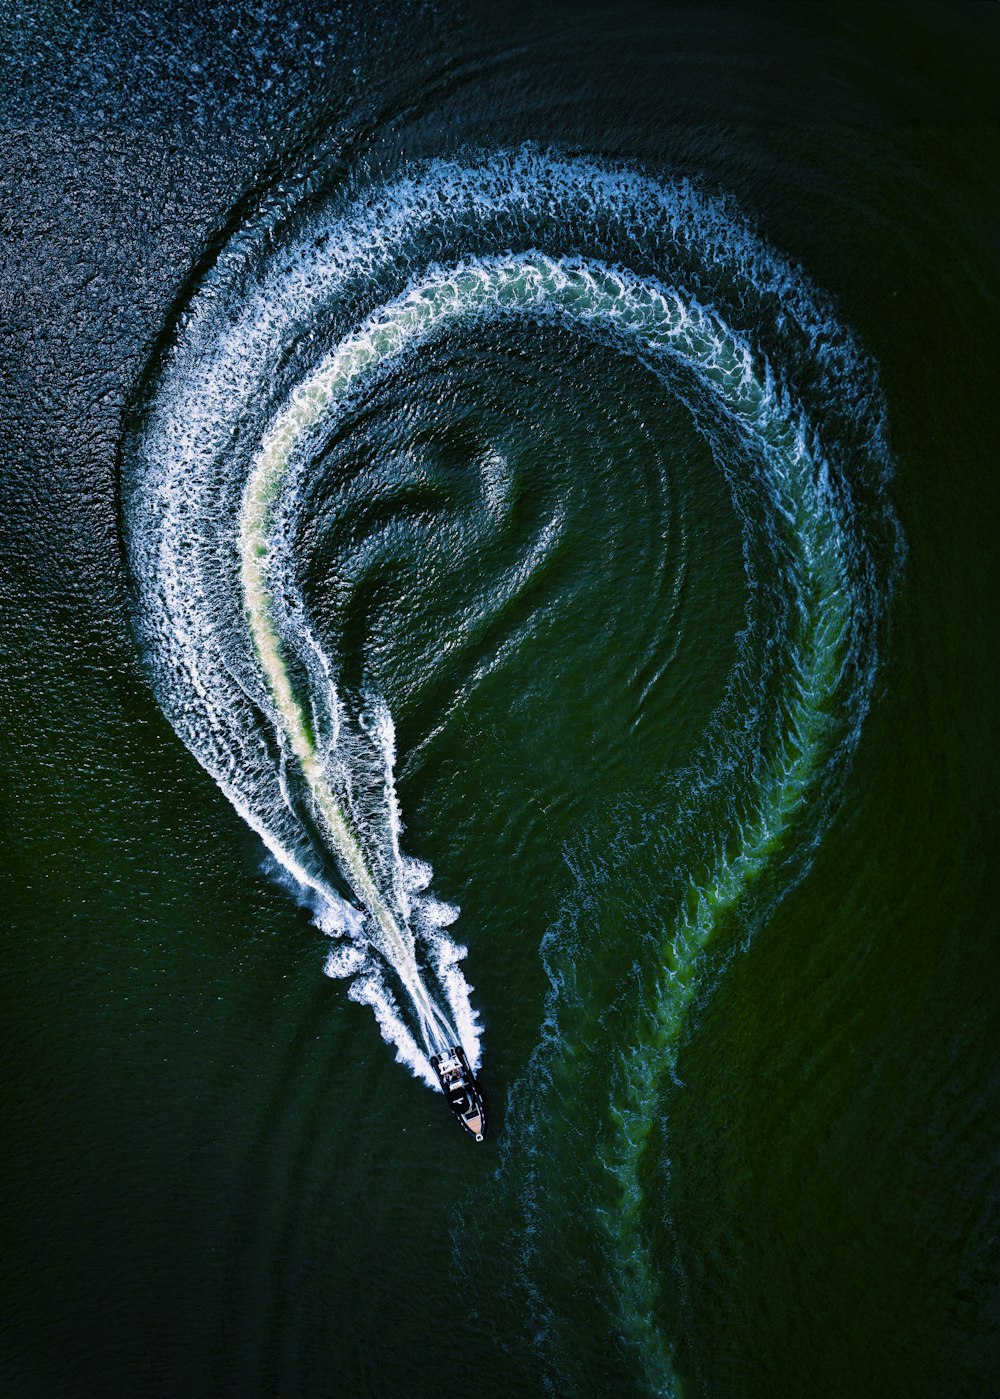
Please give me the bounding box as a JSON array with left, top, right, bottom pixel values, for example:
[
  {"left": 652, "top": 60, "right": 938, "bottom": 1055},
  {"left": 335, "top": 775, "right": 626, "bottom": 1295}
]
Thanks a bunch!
[{"left": 431, "top": 1045, "right": 487, "bottom": 1141}]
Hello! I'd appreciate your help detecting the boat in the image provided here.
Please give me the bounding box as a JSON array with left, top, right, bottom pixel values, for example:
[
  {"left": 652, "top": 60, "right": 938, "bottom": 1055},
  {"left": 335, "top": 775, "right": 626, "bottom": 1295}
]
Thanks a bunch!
[{"left": 430, "top": 1044, "right": 486, "bottom": 1141}]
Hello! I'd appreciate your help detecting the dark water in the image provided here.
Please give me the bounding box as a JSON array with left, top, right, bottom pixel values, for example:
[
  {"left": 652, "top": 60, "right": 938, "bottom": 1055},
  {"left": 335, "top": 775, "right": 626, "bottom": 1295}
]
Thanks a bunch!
[{"left": 1, "top": 4, "right": 996, "bottom": 1397}]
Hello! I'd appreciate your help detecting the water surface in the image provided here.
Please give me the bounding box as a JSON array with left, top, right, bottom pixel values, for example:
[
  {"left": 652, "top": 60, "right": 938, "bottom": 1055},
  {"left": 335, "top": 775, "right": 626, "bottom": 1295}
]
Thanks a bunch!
[{"left": 1, "top": 4, "right": 996, "bottom": 1397}]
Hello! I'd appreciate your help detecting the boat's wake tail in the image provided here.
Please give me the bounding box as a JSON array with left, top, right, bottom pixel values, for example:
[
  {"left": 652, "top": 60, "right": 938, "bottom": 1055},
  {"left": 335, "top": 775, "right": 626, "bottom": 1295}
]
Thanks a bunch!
[
  {"left": 127, "top": 336, "right": 480, "bottom": 1081},
  {"left": 123, "top": 145, "right": 900, "bottom": 1394},
  {"left": 286, "top": 683, "right": 481, "bottom": 1079}
]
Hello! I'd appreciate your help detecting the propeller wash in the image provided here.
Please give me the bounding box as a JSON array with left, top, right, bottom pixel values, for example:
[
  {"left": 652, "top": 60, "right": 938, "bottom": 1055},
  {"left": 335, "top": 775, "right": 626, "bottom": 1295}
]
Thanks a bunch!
[{"left": 122, "top": 149, "right": 900, "bottom": 1323}]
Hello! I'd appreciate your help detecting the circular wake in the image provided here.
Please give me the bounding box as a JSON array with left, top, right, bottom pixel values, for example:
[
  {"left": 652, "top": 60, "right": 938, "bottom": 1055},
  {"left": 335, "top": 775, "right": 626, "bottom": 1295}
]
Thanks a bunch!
[{"left": 122, "top": 147, "right": 899, "bottom": 1392}]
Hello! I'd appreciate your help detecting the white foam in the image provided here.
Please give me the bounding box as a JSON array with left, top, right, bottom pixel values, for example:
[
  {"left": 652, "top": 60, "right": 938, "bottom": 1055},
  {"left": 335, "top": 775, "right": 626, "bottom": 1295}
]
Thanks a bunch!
[
  {"left": 323, "top": 941, "right": 366, "bottom": 979},
  {"left": 124, "top": 147, "right": 895, "bottom": 1129}
]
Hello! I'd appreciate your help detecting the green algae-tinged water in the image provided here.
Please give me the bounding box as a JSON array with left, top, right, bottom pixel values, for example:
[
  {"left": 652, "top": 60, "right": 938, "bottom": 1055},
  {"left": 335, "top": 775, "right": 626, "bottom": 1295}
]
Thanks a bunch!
[{"left": 1, "top": 4, "right": 996, "bottom": 1398}]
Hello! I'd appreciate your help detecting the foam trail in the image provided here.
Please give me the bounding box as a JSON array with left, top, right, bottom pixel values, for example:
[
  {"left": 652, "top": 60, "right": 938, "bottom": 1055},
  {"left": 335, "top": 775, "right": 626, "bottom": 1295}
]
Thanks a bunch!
[
  {"left": 234, "top": 251, "right": 824, "bottom": 1088},
  {"left": 123, "top": 148, "right": 899, "bottom": 1396}
]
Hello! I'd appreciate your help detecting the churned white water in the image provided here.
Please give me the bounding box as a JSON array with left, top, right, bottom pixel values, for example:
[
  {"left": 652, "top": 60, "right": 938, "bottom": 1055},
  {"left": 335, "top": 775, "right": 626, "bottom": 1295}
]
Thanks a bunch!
[{"left": 124, "top": 147, "right": 899, "bottom": 1394}]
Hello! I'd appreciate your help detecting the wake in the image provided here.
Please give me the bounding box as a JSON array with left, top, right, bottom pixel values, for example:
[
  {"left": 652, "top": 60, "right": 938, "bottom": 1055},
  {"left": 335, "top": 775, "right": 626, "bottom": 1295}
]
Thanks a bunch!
[{"left": 123, "top": 146, "right": 900, "bottom": 1397}]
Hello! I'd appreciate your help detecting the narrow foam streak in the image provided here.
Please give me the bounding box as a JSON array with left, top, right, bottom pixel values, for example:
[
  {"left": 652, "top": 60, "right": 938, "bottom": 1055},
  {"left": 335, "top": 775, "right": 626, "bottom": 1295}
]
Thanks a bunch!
[{"left": 599, "top": 461, "right": 852, "bottom": 1393}]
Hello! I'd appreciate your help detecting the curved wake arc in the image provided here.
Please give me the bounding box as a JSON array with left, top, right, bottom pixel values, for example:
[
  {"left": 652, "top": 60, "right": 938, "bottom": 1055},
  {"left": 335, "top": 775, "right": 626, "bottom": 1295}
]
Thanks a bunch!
[{"left": 122, "top": 146, "right": 899, "bottom": 1394}]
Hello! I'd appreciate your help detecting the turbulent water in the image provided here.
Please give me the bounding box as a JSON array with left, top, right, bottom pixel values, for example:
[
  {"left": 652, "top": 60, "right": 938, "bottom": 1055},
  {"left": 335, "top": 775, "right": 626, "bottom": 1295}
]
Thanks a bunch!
[
  {"left": 6, "top": 5, "right": 998, "bottom": 1397},
  {"left": 122, "top": 147, "right": 900, "bottom": 1394}
]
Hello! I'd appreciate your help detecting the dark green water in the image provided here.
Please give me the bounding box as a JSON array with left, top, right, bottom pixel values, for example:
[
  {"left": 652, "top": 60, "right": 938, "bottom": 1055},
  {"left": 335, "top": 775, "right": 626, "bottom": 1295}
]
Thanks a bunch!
[{"left": 1, "top": 4, "right": 996, "bottom": 1397}]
